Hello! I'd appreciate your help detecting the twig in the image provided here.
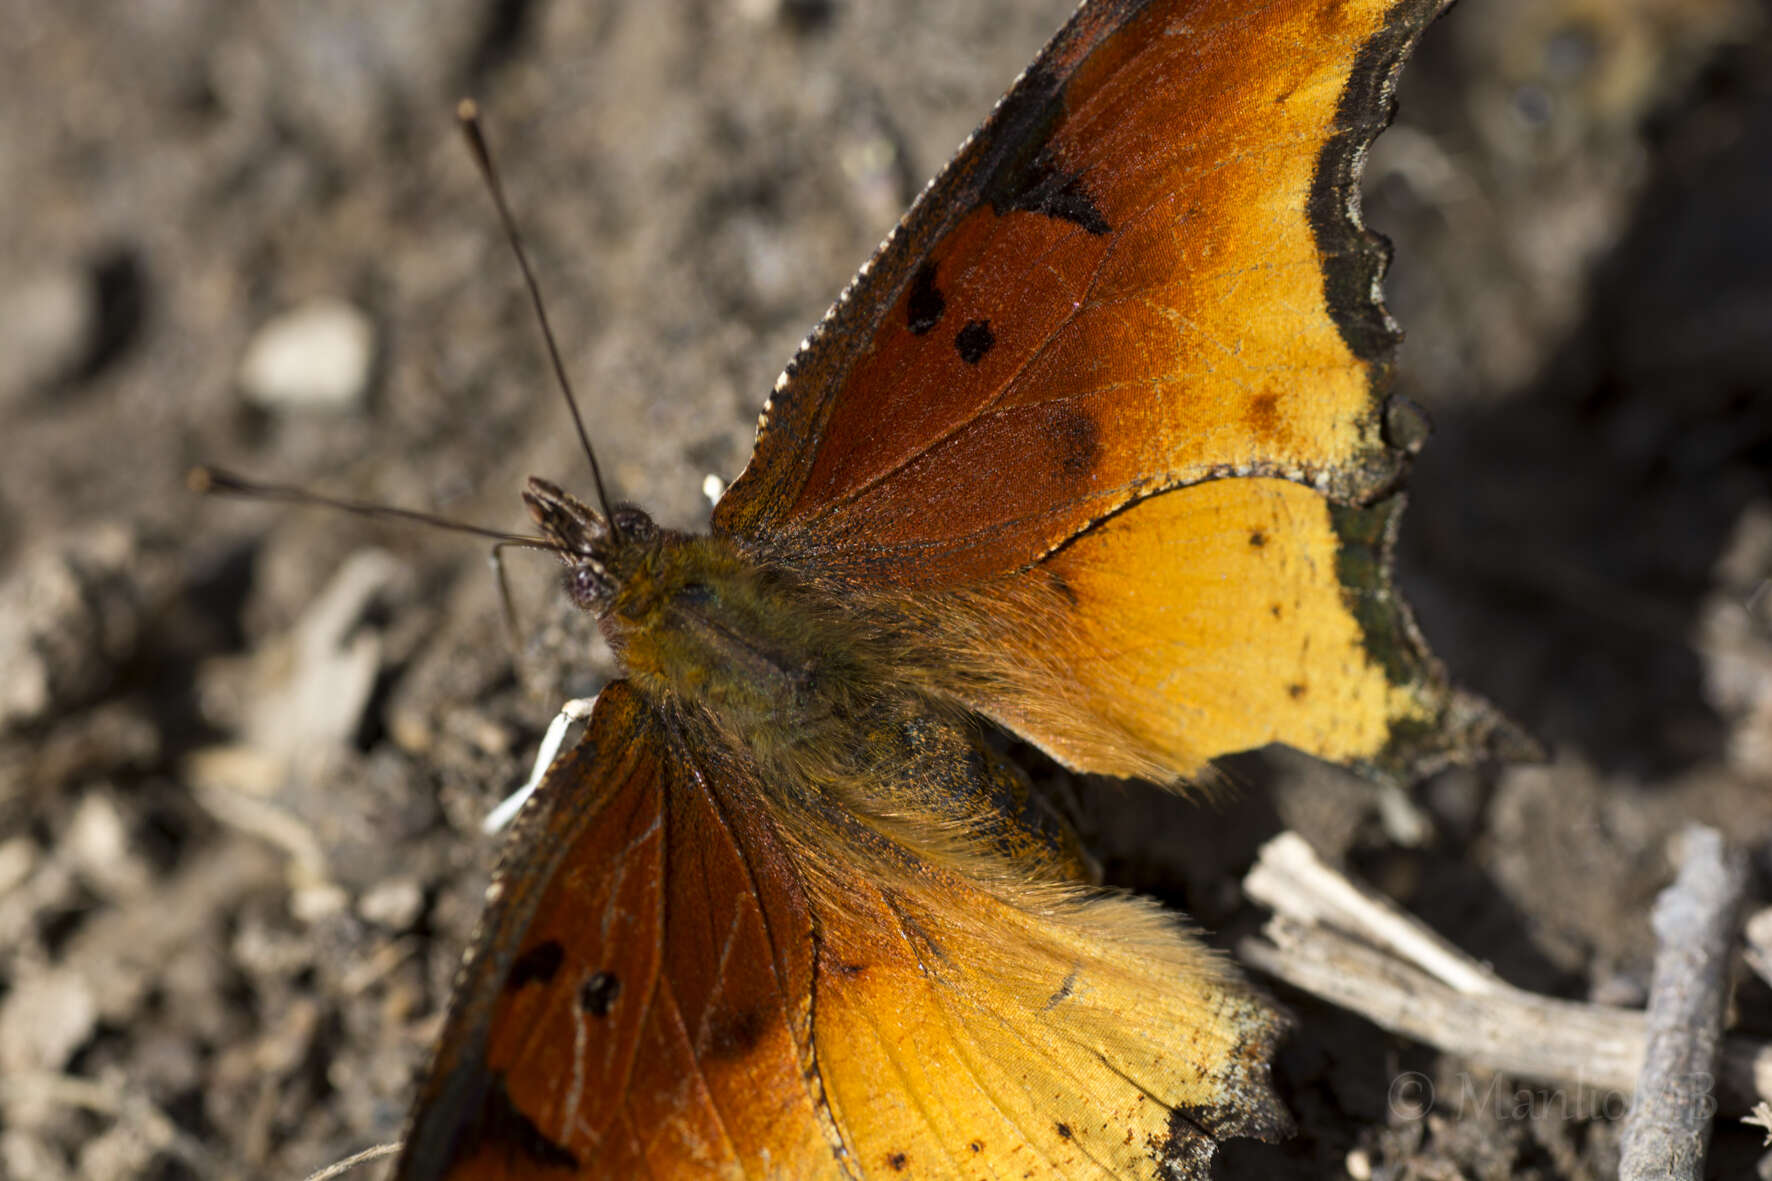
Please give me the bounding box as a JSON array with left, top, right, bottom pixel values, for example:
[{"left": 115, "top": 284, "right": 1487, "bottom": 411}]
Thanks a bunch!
[
  {"left": 1742, "top": 906, "right": 1772, "bottom": 992},
  {"left": 1618, "top": 825, "right": 1747, "bottom": 1181},
  {"left": 1238, "top": 832, "right": 1770, "bottom": 1115},
  {"left": 304, "top": 1141, "right": 401, "bottom": 1181},
  {"left": 1743, "top": 1100, "right": 1772, "bottom": 1146}
]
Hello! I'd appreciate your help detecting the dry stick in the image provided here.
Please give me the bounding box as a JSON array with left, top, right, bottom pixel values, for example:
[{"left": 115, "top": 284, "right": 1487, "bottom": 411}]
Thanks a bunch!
[
  {"left": 1742, "top": 906, "right": 1772, "bottom": 992},
  {"left": 1238, "top": 833, "right": 1772, "bottom": 1116},
  {"left": 1618, "top": 825, "right": 1748, "bottom": 1181},
  {"left": 302, "top": 1141, "right": 401, "bottom": 1181}
]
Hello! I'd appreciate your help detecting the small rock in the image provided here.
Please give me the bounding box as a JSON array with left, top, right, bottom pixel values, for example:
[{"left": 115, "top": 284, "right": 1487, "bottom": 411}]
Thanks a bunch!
[
  {"left": 1698, "top": 503, "right": 1772, "bottom": 772},
  {"left": 291, "top": 882, "right": 349, "bottom": 923},
  {"left": 0, "top": 965, "right": 97, "bottom": 1075},
  {"left": 0, "top": 837, "right": 37, "bottom": 897},
  {"left": 189, "top": 548, "right": 408, "bottom": 822},
  {"left": 67, "top": 793, "right": 149, "bottom": 898},
  {"left": 0, "top": 266, "right": 93, "bottom": 406},
  {"left": 358, "top": 876, "right": 425, "bottom": 930},
  {"left": 0, "top": 1132, "right": 72, "bottom": 1181},
  {"left": 238, "top": 298, "right": 375, "bottom": 412},
  {"left": 77, "top": 1125, "right": 157, "bottom": 1181},
  {"left": 231, "top": 912, "right": 315, "bottom": 979},
  {"left": 0, "top": 525, "right": 141, "bottom": 731}
]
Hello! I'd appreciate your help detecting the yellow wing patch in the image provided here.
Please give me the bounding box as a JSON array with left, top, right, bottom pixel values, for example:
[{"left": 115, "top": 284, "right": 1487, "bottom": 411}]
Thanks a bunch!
[
  {"left": 793, "top": 832, "right": 1288, "bottom": 1179},
  {"left": 942, "top": 478, "right": 1447, "bottom": 782}
]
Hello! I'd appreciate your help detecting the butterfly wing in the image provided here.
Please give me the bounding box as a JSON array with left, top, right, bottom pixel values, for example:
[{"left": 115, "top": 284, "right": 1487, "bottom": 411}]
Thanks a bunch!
[
  {"left": 397, "top": 681, "right": 1286, "bottom": 1179},
  {"left": 791, "top": 812, "right": 1289, "bottom": 1179},
  {"left": 713, "top": 0, "right": 1508, "bottom": 780},
  {"left": 395, "top": 682, "right": 838, "bottom": 1179},
  {"left": 715, "top": 0, "right": 1442, "bottom": 579}
]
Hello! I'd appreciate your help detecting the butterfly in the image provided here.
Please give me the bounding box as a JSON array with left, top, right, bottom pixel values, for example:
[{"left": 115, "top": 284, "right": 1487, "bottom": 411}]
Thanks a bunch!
[{"left": 391, "top": 0, "right": 1510, "bottom": 1176}]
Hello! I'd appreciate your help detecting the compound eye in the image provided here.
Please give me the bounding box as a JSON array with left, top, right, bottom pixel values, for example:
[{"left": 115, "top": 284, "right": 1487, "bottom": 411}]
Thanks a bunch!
[
  {"left": 610, "top": 506, "right": 658, "bottom": 543},
  {"left": 566, "top": 564, "right": 608, "bottom": 609}
]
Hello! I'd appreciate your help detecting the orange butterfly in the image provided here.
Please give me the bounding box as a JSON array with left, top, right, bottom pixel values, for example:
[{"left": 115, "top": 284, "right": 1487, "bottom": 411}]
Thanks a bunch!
[{"left": 395, "top": 0, "right": 1508, "bottom": 1176}]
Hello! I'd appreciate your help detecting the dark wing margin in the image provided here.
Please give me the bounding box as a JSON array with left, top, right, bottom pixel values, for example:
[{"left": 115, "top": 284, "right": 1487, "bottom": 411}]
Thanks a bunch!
[{"left": 1307, "top": 0, "right": 1448, "bottom": 364}]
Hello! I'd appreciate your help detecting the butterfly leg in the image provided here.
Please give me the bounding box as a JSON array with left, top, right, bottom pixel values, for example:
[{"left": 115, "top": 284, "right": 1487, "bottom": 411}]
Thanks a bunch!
[{"left": 483, "top": 695, "right": 599, "bottom": 833}]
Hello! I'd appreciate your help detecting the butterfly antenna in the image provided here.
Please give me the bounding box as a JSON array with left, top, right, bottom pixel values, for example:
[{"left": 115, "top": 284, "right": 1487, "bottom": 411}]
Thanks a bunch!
[
  {"left": 455, "top": 98, "right": 620, "bottom": 543},
  {"left": 188, "top": 466, "right": 562, "bottom": 553}
]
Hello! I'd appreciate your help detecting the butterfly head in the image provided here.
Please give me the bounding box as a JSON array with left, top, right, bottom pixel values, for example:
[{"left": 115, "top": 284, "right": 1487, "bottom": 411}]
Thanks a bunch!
[{"left": 523, "top": 476, "right": 659, "bottom": 615}]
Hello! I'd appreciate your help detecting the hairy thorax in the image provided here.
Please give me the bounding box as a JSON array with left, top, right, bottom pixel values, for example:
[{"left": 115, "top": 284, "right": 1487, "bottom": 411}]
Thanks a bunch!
[
  {"left": 592, "top": 527, "right": 1088, "bottom": 878},
  {"left": 599, "top": 532, "right": 882, "bottom": 768}
]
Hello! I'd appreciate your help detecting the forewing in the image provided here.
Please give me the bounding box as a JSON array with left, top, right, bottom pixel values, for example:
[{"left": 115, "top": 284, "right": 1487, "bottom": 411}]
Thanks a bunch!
[
  {"left": 396, "top": 682, "right": 840, "bottom": 1179},
  {"left": 714, "top": 0, "right": 1447, "bottom": 588}
]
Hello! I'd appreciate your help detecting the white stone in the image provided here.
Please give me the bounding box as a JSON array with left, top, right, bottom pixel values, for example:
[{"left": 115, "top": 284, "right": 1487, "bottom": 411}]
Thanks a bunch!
[
  {"left": 239, "top": 297, "right": 375, "bottom": 411},
  {"left": 0, "top": 965, "right": 96, "bottom": 1074},
  {"left": 0, "top": 266, "right": 91, "bottom": 406},
  {"left": 358, "top": 877, "right": 425, "bottom": 930}
]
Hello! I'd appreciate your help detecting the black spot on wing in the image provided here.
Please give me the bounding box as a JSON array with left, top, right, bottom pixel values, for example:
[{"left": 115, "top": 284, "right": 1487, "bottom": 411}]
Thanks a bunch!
[
  {"left": 973, "top": 54, "right": 1112, "bottom": 236},
  {"left": 704, "top": 1005, "right": 768, "bottom": 1060},
  {"left": 1047, "top": 404, "right": 1100, "bottom": 477},
  {"left": 456, "top": 1072, "right": 581, "bottom": 1173},
  {"left": 579, "top": 970, "right": 621, "bottom": 1016},
  {"left": 887, "top": 1150, "right": 909, "bottom": 1171},
  {"left": 906, "top": 262, "right": 945, "bottom": 335},
  {"left": 955, "top": 319, "right": 995, "bottom": 364},
  {"left": 1055, "top": 1121, "right": 1074, "bottom": 1140},
  {"left": 996, "top": 159, "right": 1110, "bottom": 235},
  {"left": 505, "top": 940, "right": 565, "bottom": 991}
]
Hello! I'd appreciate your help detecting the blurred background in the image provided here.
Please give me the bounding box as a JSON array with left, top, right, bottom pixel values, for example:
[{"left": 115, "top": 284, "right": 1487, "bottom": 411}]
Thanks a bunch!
[{"left": 1, "top": 0, "right": 1768, "bottom": 1177}]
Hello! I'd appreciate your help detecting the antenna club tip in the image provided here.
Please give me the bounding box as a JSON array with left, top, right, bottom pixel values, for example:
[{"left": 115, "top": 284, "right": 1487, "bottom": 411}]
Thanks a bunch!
[
  {"left": 456, "top": 97, "right": 480, "bottom": 123},
  {"left": 187, "top": 466, "right": 217, "bottom": 495}
]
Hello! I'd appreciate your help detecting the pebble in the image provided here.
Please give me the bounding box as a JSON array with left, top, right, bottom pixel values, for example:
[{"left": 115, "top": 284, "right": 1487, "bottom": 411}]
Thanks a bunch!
[
  {"left": 0, "top": 964, "right": 97, "bottom": 1075},
  {"left": 0, "top": 525, "right": 141, "bottom": 731},
  {"left": 0, "top": 265, "right": 93, "bottom": 406},
  {"left": 238, "top": 297, "right": 375, "bottom": 412},
  {"left": 1, "top": 1133, "right": 71, "bottom": 1181},
  {"left": 0, "top": 837, "right": 37, "bottom": 897},
  {"left": 291, "top": 882, "right": 349, "bottom": 923},
  {"left": 66, "top": 793, "right": 149, "bottom": 898},
  {"left": 357, "top": 876, "right": 425, "bottom": 930}
]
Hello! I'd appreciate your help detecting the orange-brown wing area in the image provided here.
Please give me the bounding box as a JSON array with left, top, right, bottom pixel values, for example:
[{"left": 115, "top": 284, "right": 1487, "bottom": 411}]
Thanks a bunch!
[
  {"left": 925, "top": 477, "right": 1514, "bottom": 782},
  {"left": 784, "top": 813, "right": 1289, "bottom": 1179},
  {"left": 395, "top": 682, "right": 840, "bottom": 1180},
  {"left": 714, "top": 0, "right": 1447, "bottom": 588}
]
